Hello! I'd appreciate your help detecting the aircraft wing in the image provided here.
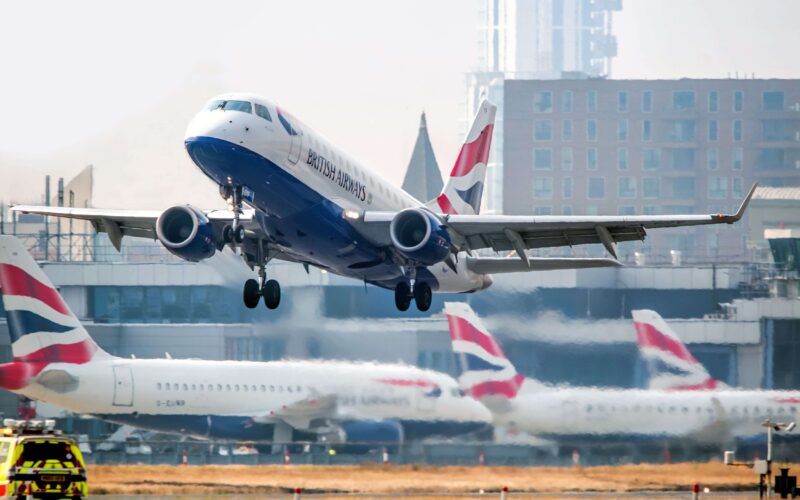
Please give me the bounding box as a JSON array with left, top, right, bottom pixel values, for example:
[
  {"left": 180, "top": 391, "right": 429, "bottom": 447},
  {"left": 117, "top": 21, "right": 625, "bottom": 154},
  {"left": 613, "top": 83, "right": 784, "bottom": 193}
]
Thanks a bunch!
[
  {"left": 362, "top": 183, "right": 756, "bottom": 260},
  {"left": 8, "top": 205, "right": 305, "bottom": 270},
  {"left": 10, "top": 205, "right": 260, "bottom": 249},
  {"left": 258, "top": 393, "right": 339, "bottom": 430}
]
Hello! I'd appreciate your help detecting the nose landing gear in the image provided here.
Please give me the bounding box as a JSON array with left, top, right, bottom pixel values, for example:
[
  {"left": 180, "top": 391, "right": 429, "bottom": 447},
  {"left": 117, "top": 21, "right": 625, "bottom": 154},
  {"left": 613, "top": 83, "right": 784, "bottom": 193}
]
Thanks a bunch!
[{"left": 221, "top": 184, "right": 246, "bottom": 244}]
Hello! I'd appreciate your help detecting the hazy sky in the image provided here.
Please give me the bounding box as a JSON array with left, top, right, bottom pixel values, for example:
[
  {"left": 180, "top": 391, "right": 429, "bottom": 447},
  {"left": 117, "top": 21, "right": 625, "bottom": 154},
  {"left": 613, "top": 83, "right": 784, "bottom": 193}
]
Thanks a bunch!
[{"left": 1, "top": 0, "right": 798, "bottom": 206}]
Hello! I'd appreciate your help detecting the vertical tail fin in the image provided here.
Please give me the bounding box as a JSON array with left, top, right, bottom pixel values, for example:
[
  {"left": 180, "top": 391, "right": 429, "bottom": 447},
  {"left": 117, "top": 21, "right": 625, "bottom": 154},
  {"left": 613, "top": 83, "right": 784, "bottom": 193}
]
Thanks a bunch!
[
  {"left": 0, "top": 236, "right": 111, "bottom": 390},
  {"left": 632, "top": 309, "right": 724, "bottom": 391},
  {"left": 427, "top": 100, "right": 496, "bottom": 215},
  {"left": 444, "top": 302, "right": 523, "bottom": 400}
]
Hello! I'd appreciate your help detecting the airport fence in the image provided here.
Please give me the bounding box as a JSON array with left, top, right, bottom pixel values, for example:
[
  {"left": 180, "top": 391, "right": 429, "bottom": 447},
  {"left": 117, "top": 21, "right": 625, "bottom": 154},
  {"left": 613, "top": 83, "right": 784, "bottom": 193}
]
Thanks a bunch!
[{"left": 76, "top": 439, "right": 747, "bottom": 467}]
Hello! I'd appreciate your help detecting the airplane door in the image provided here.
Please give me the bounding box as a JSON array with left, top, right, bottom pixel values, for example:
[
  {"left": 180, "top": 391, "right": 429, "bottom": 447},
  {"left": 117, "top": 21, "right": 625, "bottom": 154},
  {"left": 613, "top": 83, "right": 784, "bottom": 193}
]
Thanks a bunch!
[
  {"left": 112, "top": 365, "right": 134, "bottom": 407},
  {"left": 288, "top": 129, "right": 304, "bottom": 164}
]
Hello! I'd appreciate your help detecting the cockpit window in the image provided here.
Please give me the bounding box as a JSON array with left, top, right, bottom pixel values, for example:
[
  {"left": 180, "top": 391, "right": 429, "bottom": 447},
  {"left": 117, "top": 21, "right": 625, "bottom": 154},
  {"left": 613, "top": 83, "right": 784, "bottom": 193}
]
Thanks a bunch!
[
  {"left": 255, "top": 103, "right": 272, "bottom": 122},
  {"left": 207, "top": 100, "right": 252, "bottom": 113},
  {"left": 222, "top": 100, "right": 252, "bottom": 113}
]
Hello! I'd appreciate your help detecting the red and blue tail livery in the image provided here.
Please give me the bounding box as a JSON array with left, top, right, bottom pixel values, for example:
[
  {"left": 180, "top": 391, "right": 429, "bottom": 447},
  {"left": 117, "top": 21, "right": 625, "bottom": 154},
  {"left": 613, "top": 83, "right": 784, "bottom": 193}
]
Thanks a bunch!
[
  {"left": 632, "top": 309, "right": 723, "bottom": 391},
  {"left": 444, "top": 302, "right": 524, "bottom": 400},
  {"left": 430, "top": 101, "right": 496, "bottom": 216},
  {"left": 0, "top": 237, "right": 109, "bottom": 390}
]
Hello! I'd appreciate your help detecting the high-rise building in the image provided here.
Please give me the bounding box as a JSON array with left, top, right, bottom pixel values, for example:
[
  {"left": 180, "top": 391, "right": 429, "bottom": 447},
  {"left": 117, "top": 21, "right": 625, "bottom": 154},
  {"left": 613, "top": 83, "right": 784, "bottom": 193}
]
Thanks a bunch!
[
  {"left": 468, "top": 0, "right": 622, "bottom": 213},
  {"left": 401, "top": 113, "right": 444, "bottom": 202},
  {"left": 502, "top": 78, "right": 800, "bottom": 261}
]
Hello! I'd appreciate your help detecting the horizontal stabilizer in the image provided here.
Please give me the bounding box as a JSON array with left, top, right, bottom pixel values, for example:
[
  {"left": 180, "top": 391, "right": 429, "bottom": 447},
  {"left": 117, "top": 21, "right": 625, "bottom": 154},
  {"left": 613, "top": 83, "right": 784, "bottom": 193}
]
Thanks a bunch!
[{"left": 466, "top": 257, "right": 621, "bottom": 275}]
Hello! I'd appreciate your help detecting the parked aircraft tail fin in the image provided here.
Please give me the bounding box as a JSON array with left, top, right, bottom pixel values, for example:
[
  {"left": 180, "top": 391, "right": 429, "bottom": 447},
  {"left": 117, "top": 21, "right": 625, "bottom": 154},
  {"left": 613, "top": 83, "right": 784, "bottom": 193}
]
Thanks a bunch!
[
  {"left": 0, "top": 236, "right": 112, "bottom": 390},
  {"left": 632, "top": 309, "right": 726, "bottom": 391},
  {"left": 444, "top": 302, "right": 524, "bottom": 401},
  {"left": 426, "top": 100, "right": 496, "bottom": 215}
]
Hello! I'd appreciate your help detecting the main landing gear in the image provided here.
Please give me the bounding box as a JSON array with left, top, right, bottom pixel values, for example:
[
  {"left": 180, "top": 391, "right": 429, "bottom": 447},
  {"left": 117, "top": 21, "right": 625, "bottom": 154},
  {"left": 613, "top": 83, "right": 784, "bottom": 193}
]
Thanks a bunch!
[
  {"left": 394, "top": 280, "right": 432, "bottom": 312},
  {"left": 243, "top": 265, "right": 281, "bottom": 310}
]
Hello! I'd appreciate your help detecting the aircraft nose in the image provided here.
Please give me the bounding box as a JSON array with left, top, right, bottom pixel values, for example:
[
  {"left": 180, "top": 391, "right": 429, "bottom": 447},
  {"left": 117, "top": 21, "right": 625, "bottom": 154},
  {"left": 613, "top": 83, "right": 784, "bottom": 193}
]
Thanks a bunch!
[{"left": 184, "top": 109, "right": 228, "bottom": 143}]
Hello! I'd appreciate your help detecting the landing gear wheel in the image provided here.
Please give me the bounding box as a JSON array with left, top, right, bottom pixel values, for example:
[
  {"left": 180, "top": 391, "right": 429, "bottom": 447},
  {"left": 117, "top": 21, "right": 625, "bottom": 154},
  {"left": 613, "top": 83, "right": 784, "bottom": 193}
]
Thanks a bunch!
[
  {"left": 414, "top": 282, "right": 432, "bottom": 312},
  {"left": 262, "top": 279, "right": 281, "bottom": 309},
  {"left": 395, "top": 282, "right": 411, "bottom": 312},
  {"left": 222, "top": 225, "right": 234, "bottom": 244},
  {"left": 243, "top": 279, "right": 260, "bottom": 309},
  {"left": 234, "top": 224, "right": 245, "bottom": 243}
]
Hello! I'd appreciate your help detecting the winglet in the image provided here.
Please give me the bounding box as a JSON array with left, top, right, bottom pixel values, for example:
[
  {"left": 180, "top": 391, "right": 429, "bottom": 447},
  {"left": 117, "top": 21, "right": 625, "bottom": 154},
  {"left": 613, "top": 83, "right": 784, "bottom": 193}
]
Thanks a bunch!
[{"left": 729, "top": 182, "right": 758, "bottom": 223}]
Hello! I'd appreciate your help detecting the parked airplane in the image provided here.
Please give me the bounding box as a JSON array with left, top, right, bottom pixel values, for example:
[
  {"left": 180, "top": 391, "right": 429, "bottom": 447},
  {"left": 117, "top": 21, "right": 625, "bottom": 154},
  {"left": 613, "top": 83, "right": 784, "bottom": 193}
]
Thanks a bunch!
[
  {"left": 0, "top": 236, "right": 490, "bottom": 446},
  {"left": 633, "top": 309, "right": 727, "bottom": 391},
  {"left": 13, "top": 94, "right": 755, "bottom": 311},
  {"left": 444, "top": 302, "right": 799, "bottom": 445}
]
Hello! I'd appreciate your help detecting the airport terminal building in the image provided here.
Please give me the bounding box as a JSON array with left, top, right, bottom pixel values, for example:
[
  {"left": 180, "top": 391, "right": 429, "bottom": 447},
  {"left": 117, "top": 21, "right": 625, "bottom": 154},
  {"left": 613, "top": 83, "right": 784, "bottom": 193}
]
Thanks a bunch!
[{"left": 0, "top": 230, "right": 798, "bottom": 430}]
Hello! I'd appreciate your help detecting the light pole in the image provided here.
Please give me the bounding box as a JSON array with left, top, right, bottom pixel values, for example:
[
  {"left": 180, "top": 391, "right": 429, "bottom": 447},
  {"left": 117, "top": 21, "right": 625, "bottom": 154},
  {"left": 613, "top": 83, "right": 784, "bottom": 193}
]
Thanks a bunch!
[{"left": 762, "top": 419, "right": 796, "bottom": 498}]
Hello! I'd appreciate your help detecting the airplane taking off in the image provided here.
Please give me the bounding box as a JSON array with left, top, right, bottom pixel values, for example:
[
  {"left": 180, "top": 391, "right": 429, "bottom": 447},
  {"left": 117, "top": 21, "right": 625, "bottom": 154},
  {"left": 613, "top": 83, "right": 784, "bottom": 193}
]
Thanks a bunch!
[
  {"left": 0, "top": 236, "right": 490, "bottom": 446},
  {"left": 14, "top": 94, "right": 756, "bottom": 311},
  {"left": 444, "top": 302, "right": 799, "bottom": 445}
]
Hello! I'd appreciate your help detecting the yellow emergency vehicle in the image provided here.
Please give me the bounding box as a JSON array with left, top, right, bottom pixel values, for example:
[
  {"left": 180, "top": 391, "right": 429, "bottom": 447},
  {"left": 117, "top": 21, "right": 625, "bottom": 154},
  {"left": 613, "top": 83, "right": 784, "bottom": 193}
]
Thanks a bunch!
[{"left": 0, "top": 419, "right": 87, "bottom": 499}]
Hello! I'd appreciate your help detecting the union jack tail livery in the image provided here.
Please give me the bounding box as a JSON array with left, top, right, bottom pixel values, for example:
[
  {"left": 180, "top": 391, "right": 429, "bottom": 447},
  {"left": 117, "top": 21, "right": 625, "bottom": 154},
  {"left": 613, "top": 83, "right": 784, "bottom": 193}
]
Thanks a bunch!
[
  {"left": 0, "top": 236, "right": 111, "bottom": 391},
  {"left": 632, "top": 309, "right": 725, "bottom": 391},
  {"left": 444, "top": 302, "right": 524, "bottom": 401},
  {"left": 428, "top": 100, "right": 496, "bottom": 215}
]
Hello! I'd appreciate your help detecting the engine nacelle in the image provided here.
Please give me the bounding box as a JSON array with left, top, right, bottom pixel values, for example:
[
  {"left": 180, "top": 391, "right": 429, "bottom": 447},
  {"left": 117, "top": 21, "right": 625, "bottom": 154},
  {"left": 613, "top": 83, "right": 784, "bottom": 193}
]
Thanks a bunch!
[
  {"left": 155, "top": 205, "right": 216, "bottom": 262},
  {"left": 389, "top": 208, "right": 451, "bottom": 266},
  {"left": 321, "top": 420, "right": 403, "bottom": 453}
]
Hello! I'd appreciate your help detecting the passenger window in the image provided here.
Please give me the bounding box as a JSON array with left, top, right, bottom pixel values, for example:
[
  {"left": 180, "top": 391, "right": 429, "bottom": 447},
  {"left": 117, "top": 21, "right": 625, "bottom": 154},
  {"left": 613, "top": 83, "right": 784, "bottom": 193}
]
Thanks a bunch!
[
  {"left": 173, "top": 383, "right": 179, "bottom": 390},
  {"left": 270, "top": 385, "right": 275, "bottom": 392},
  {"left": 191, "top": 384, "right": 196, "bottom": 391},
  {"left": 182, "top": 384, "right": 188, "bottom": 391},
  {"left": 252, "top": 385, "right": 257, "bottom": 392},
  {"left": 222, "top": 100, "right": 252, "bottom": 113},
  {"left": 199, "top": 384, "right": 204, "bottom": 391},
  {"left": 217, "top": 384, "right": 222, "bottom": 391},
  {"left": 255, "top": 103, "right": 272, "bottom": 121},
  {"left": 226, "top": 384, "right": 231, "bottom": 391},
  {"left": 157, "top": 383, "right": 162, "bottom": 390},
  {"left": 235, "top": 384, "right": 240, "bottom": 392},
  {"left": 208, "top": 385, "right": 213, "bottom": 392},
  {"left": 288, "top": 386, "right": 293, "bottom": 393},
  {"left": 260, "top": 385, "right": 266, "bottom": 392},
  {"left": 243, "top": 385, "right": 249, "bottom": 392}
]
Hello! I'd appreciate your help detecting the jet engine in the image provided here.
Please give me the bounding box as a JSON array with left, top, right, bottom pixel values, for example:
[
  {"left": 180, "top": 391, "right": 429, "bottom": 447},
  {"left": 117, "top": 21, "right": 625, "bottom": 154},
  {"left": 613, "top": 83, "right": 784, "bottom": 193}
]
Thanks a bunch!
[
  {"left": 389, "top": 208, "right": 451, "bottom": 266},
  {"left": 155, "top": 205, "right": 216, "bottom": 262},
  {"left": 319, "top": 420, "right": 403, "bottom": 453}
]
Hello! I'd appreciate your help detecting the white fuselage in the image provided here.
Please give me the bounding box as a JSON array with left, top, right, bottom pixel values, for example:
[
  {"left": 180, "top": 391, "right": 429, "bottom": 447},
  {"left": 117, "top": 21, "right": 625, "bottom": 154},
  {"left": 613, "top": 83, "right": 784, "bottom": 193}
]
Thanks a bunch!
[
  {"left": 498, "top": 380, "right": 800, "bottom": 442},
  {"left": 16, "top": 357, "right": 490, "bottom": 440}
]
